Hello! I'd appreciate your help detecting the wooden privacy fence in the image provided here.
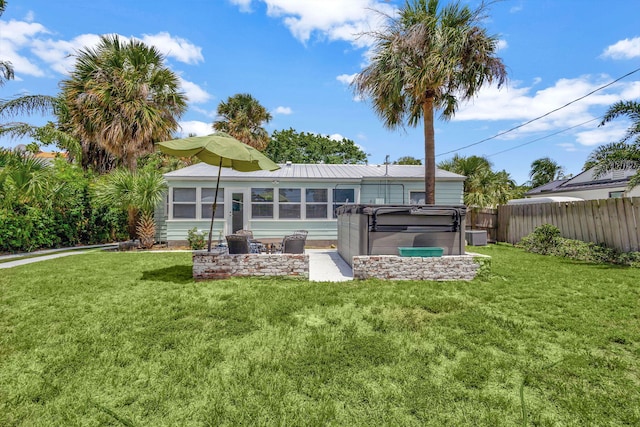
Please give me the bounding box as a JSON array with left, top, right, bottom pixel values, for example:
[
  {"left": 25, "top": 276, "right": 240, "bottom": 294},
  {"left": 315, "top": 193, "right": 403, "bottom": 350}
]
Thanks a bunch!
[
  {"left": 497, "top": 197, "right": 640, "bottom": 252},
  {"left": 466, "top": 208, "right": 498, "bottom": 242}
]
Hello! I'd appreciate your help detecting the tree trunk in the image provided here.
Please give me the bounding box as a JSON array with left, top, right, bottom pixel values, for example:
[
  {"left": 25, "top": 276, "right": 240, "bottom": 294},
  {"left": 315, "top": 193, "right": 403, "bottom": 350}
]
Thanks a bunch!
[{"left": 423, "top": 98, "right": 436, "bottom": 204}]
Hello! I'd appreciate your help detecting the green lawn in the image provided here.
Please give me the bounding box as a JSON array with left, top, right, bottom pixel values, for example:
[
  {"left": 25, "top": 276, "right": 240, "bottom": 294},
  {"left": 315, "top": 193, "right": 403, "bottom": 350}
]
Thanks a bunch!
[{"left": 1, "top": 245, "right": 639, "bottom": 426}]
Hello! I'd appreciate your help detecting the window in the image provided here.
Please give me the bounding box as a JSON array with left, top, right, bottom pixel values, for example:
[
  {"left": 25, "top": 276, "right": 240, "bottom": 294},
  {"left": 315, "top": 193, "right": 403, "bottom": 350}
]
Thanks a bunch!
[
  {"left": 306, "top": 189, "right": 328, "bottom": 219},
  {"left": 409, "top": 191, "right": 425, "bottom": 204},
  {"left": 172, "top": 188, "right": 196, "bottom": 219},
  {"left": 333, "top": 188, "right": 354, "bottom": 218},
  {"left": 201, "top": 188, "right": 224, "bottom": 219},
  {"left": 609, "top": 191, "right": 624, "bottom": 198},
  {"left": 279, "top": 188, "right": 301, "bottom": 219},
  {"left": 251, "top": 188, "right": 274, "bottom": 218}
]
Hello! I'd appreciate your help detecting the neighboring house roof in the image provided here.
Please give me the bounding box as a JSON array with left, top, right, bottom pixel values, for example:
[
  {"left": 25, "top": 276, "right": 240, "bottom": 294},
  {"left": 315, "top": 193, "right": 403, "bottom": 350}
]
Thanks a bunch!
[
  {"left": 164, "top": 162, "right": 466, "bottom": 181},
  {"left": 526, "top": 167, "right": 637, "bottom": 196},
  {"left": 34, "top": 151, "right": 67, "bottom": 165}
]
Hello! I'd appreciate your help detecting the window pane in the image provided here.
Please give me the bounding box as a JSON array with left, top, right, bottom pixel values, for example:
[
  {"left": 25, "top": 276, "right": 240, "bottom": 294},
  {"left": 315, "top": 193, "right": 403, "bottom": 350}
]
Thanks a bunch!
[
  {"left": 202, "top": 188, "right": 224, "bottom": 203},
  {"left": 252, "top": 188, "right": 274, "bottom": 202},
  {"left": 174, "top": 188, "right": 196, "bottom": 202},
  {"left": 202, "top": 203, "right": 224, "bottom": 219},
  {"left": 410, "top": 192, "right": 425, "bottom": 204},
  {"left": 279, "top": 188, "right": 301, "bottom": 202},
  {"left": 306, "top": 189, "right": 327, "bottom": 203},
  {"left": 252, "top": 204, "right": 273, "bottom": 218},
  {"left": 334, "top": 189, "right": 354, "bottom": 203},
  {"left": 173, "top": 204, "right": 196, "bottom": 219},
  {"left": 306, "top": 204, "right": 327, "bottom": 219},
  {"left": 280, "top": 204, "right": 301, "bottom": 219}
]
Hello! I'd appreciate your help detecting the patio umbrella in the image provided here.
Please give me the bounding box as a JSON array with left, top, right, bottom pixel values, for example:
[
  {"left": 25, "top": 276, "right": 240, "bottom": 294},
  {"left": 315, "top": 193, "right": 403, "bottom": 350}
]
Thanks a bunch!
[{"left": 156, "top": 132, "right": 280, "bottom": 251}]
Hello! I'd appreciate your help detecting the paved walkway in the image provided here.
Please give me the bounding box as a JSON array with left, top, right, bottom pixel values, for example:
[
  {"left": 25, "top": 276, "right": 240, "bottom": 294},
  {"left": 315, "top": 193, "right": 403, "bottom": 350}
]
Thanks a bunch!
[
  {"left": 0, "top": 246, "right": 354, "bottom": 281},
  {"left": 307, "top": 249, "right": 353, "bottom": 282}
]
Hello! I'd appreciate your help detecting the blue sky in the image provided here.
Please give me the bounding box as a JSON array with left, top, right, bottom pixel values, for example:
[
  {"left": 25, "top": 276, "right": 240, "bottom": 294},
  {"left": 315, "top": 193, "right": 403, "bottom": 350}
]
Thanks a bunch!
[{"left": 1, "top": 0, "right": 639, "bottom": 184}]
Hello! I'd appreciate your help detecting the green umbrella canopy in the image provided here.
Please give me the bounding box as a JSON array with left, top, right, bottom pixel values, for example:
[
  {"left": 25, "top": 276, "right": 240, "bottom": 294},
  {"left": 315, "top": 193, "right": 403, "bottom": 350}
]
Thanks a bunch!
[
  {"left": 156, "top": 132, "right": 280, "bottom": 172},
  {"left": 156, "top": 132, "right": 280, "bottom": 252}
]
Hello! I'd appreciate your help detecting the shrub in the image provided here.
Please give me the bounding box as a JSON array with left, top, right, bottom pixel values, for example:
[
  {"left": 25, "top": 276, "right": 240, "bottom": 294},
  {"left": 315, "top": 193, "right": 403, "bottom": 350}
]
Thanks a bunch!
[
  {"left": 518, "top": 224, "right": 561, "bottom": 255},
  {"left": 518, "top": 223, "right": 640, "bottom": 267},
  {"left": 187, "top": 227, "right": 208, "bottom": 250}
]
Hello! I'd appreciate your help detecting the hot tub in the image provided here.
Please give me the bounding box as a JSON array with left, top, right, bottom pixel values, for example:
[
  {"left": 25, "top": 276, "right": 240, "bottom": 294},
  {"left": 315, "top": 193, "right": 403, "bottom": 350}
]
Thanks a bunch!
[{"left": 336, "top": 205, "right": 466, "bottom": 266}]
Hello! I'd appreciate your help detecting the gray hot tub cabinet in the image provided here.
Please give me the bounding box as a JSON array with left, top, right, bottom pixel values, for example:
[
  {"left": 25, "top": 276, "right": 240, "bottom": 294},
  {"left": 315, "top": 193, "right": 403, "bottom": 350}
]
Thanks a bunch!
[{"left": 336, "top": 205, "right": 467, "bottom": 267}]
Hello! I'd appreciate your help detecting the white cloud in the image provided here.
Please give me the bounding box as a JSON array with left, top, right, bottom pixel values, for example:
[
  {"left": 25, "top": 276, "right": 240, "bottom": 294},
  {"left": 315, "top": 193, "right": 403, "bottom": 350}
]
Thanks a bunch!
[
  {"left": 454, "top": 75, "right": 629, "bottom": 136},
  {"left": 329, "top": 133, "right": 344, "bottom": 141},
  {"left": 601, "top": 36, "right": 640, "bottom": 60},
  {"left": 236, "top": 0, "right": 396, "bottom": 47},
  {"left": 177, "top": 121, "right": 212, "bottom": 137},
  {"left": 273, "top": 106, "right": 293, "bottom": 115},
  {"left": 496, "top": 39, "right": 508, "bottom": 51},
  {"left": 141, "top": 32, "right": 204, "bottom": 64},
  {"left": 31, "top": 33, "right": 102, "bottom": 75},
  {"left": 336, "top": 73, "right": 357, "bottom": 85},
  {"left": 0, "top": 19, "right": 49, "bottom": 76},
  {"left": 229, "top": 0, "right": 253, "bottom": 12},
  {"left": 575, "top": 122, "right": 628, "bottom": 147},
  {"left": 557, "top": 142, "right": 579, "bottom": 152},
  {"left": 179, "top": 78, "right": 212, "bottom": 104}
]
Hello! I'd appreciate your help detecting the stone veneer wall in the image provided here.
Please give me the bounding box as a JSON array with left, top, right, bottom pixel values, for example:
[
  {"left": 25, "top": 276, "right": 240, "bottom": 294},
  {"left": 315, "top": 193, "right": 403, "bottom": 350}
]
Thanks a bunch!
[
  {"left": 352, "top": 253, "right": 490, "bottom": 281},
  {"left": 193, "top": 251, "right": 309, "bottom": 280}
]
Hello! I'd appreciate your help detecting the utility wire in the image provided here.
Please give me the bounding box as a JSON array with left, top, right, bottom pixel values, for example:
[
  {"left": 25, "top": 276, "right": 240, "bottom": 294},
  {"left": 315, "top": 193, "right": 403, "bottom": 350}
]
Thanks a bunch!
[
  {"left": 435, "top": 66, "right": 640, "bottom": 158},
  {"left": 486, "top": 116, "right": 602, "bottom": 157}
]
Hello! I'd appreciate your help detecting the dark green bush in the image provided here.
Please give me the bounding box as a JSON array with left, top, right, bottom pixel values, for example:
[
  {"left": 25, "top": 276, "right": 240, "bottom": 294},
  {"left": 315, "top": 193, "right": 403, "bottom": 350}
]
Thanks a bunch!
[{"left": 519, "top": 224, "right": 639, "bottom": 267}]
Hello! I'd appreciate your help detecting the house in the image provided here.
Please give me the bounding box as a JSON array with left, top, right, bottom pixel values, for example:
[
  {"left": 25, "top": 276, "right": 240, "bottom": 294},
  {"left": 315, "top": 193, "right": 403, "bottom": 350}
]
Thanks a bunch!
[
  {"left": 525, "top": 167, "right": 640, "bottom": 201},
  {"left": 158, "top": 162, "right": 465, "bottom": 246}
]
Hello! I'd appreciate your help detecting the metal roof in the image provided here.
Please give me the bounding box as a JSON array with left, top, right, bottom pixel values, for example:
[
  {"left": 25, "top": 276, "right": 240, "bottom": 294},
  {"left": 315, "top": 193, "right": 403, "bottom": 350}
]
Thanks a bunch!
[{"left": 164, "top": 162, "right": 465, "bottom": 180}]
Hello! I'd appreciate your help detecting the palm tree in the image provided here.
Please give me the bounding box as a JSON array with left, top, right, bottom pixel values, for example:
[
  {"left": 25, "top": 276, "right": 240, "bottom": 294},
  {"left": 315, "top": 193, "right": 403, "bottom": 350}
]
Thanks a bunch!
[
  {"left": 529, "top": 157, "right": 565, "bottom": 188},
  {"left": 61, "top": 35, "right": 188, "bottom": 172},
  {"left": 94, "top": 168, "right": 167, "bottom": 243},
  {"left": 0, "top": 0, "right": 14, "bottom": 87},
  {"left": 438, "top": 154, "right": 516, "bottom": 207},
  {"left": 585, "top": 100, "right": 640, "bottom": 189},
  {"left": 213, "top": 93, "right": 272, "bottom": 151},
  {"left": 353, "top": 0, "right": 506, "bottom": 204}
]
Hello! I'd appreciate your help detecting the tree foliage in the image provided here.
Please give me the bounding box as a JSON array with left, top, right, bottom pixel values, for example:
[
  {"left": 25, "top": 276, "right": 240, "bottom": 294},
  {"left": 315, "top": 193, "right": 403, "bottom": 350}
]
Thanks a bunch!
[
  {"left": 585, "top": 100, "right": 640, "bottom": 189},
  {"left": 438, "top": 154, "right": 520, "bottom": 207},
  {"left": 213, "top": 93, "right": 272, "bottom": 151},
  {"left": 393, "top": 156, "right": 422, "bottom": 165},
  {"left": 94, "top": 167, "right": 167, "bottom": 239},
  {"left": 529, "top": 157, "right": 565, "bottom": 188},
  {"left": 353, "top": 0, "right": 506, "bottom": 204},
  {"left": 60, "top": 35, "right": 187, "bottom": 172},
  {"left": 264, "top": 128, "right": 367, "bottom": 164}
]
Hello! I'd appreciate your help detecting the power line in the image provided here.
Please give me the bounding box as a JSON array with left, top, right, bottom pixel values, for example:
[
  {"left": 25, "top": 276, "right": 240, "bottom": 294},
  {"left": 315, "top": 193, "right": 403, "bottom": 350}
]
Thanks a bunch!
[
  {"left": 436, "top": 66, "right": 640, "bottom": 158},
  {"left": 486, "top": 116, "right": 602, "bottom": 158}
]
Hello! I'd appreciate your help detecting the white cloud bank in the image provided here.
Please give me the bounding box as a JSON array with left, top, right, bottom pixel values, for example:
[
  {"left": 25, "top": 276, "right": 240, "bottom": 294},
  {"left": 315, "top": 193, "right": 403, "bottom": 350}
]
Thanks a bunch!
[
  {"left": 601, "top": 36, "right": 640, "bottom": 60},
  {"left": 273, "top": 106, "right": 293, "bottom": 115},
  {"left": 232, "top": 0, "right": 395, "bottom": 48},
  {"left": 177, "top": 121, "right": 212, "bottom": 137}
]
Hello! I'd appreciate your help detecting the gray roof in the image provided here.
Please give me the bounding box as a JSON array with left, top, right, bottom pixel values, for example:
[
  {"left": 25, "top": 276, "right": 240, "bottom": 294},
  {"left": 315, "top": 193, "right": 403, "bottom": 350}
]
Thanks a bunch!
[
  {"left": 526, "top": 167, "right": 637, "bottom": 195},
  {"left": 164, "top": 162, "right": 465, "bottom": 181}
]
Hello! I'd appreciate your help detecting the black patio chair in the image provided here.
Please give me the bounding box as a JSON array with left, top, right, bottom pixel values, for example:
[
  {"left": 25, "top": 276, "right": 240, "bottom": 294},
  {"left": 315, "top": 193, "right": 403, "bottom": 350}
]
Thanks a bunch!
[
  {"left": 292, "top": 230, "right": 308, "bottom": 238},
  {"left": 281, "top": 234, "right": 306, "bottom": 254},
  {"left": 226, "top": 234, "right": 251, "bottom": 254}
]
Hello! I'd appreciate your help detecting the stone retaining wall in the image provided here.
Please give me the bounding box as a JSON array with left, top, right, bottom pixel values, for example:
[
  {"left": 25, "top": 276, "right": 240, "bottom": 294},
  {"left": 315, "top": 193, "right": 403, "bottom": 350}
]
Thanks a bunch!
[
  {"left": 352, "top": 253, "right": 490, "bottom": 281},
  {"left": 193, "top": 251, "right": 309, "bottom": 280}
]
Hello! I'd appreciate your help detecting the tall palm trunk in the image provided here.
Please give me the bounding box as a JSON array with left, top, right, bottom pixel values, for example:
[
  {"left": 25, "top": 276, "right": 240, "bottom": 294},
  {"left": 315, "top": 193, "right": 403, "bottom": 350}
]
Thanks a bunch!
[{"left": 423, "top": 98, "right": 436, "bottom": 204}]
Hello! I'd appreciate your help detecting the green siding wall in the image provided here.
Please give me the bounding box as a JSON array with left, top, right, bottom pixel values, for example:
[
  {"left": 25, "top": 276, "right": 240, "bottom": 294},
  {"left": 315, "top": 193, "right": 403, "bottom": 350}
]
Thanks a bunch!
[{"left": 159, "top": 177, "right": 464, "bottom": 243}]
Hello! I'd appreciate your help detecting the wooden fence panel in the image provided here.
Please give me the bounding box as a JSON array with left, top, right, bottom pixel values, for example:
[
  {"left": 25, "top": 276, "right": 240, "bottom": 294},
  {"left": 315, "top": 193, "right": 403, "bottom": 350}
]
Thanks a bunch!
[
  {"left": 628, "top": 198, "right": 640, "bottom": 251},
  {"left": 496, "top": 197, "right": 640, "bottom": 253}
]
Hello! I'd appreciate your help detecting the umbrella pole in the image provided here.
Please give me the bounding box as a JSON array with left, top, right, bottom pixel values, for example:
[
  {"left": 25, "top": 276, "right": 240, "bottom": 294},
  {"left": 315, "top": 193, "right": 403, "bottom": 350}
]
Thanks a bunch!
[{"left": 207, "top": 157, "right": 223, "bottom": 252}]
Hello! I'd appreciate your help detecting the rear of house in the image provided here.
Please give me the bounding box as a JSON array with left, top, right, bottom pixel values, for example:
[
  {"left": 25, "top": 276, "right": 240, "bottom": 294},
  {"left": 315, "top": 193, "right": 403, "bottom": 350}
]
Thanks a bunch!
[{"left": 157, "top": 163, "right": 465, "bottom": 247}]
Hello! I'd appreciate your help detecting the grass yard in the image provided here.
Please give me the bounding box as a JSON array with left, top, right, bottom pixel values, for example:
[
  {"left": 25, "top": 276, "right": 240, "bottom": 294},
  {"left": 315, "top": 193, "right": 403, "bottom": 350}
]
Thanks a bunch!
[{"left": 1, "top": 245, "right": 639, "bottom": 426}]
